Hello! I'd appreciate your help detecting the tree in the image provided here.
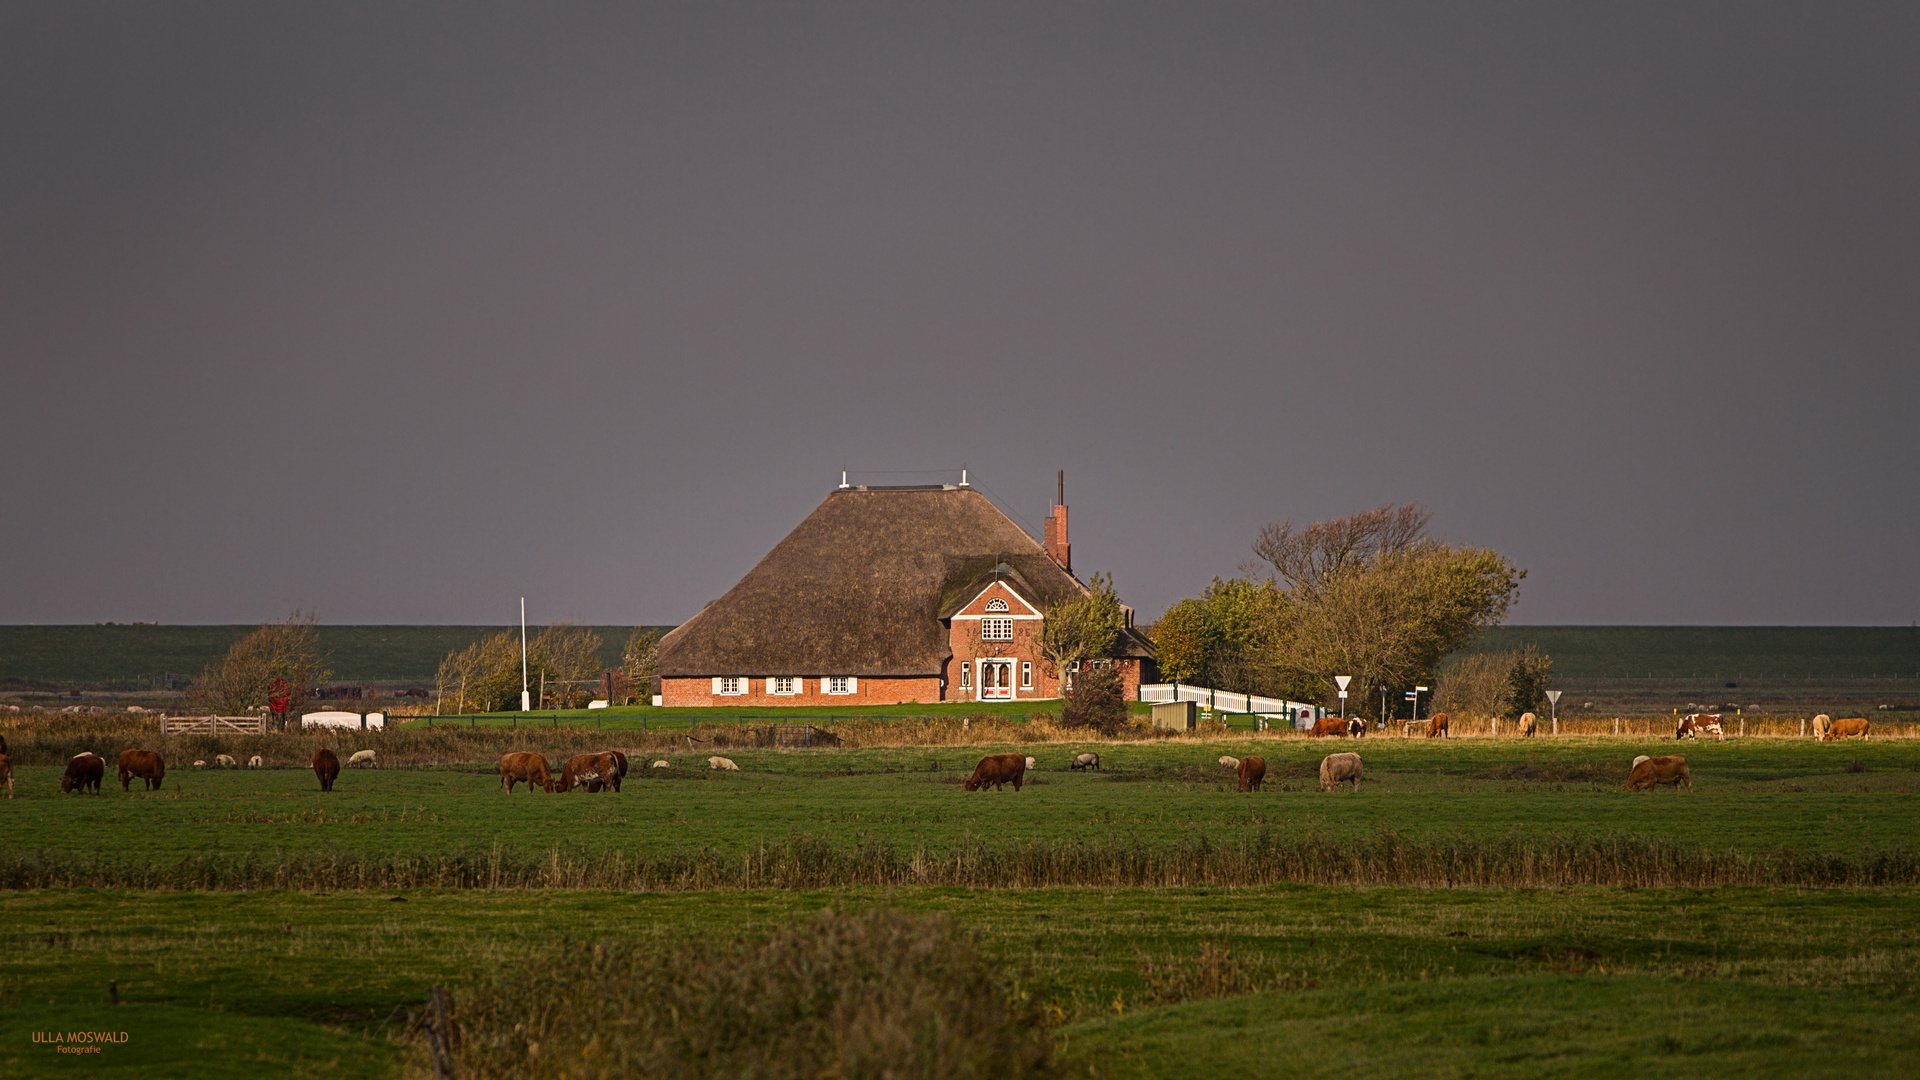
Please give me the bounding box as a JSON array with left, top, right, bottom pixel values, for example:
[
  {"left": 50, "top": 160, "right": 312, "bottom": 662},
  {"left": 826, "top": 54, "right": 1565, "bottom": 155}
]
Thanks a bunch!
[
  {"left": 190, "top": 612, "right": 330, "bottom": 719},
  {"left": 1060, "top": 665, "right": 1129, "bottom": 735},
  {"left": 1503, "top": 645, "right": 1553, "bottom": 718},
  {"left": 621, "top": 627, "right": 663, "bottom": 704},
  {"left": 1149, "top": 598, "right": 1216, "bottom": 685},
  {"left": 434, "top": 632, "right": 521, "bottom": 714},
  {"left": 530, "top": 623, "right": 604, "bottom": 709},
  {"left": 1040, "top": 572, "right": 1124, "bottom": 690}
]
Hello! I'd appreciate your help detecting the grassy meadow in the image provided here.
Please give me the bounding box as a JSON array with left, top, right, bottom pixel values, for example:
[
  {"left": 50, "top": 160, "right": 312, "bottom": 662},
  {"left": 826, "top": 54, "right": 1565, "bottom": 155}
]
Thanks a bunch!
[{"left": 3, "top": 732, "right": 1918, "bottom": 1077}]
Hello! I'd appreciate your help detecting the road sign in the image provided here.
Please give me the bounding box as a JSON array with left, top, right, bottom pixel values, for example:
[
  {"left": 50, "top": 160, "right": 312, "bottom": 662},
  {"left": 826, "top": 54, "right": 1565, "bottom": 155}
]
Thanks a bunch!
[{"left": 1334, "top": 675, "right": 1352, "bottom": 691}]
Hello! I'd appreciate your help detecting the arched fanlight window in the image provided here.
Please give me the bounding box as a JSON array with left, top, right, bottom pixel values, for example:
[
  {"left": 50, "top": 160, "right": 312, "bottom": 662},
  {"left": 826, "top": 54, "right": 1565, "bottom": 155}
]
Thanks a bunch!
[{"left": 984, "top": 598, "right": 1009, "bottom": 612}]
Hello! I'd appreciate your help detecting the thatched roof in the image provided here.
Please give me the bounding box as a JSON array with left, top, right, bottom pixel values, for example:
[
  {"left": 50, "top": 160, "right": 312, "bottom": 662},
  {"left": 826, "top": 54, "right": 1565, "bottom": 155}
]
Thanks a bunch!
[{"left": 657, "top": 486, "right": 1090, "bottom": 677}]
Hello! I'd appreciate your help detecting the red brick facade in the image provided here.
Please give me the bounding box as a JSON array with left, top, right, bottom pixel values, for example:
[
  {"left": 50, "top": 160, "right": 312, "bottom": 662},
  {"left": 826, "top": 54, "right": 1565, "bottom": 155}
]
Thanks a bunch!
[{"left": 660, "top": 675, "right": 943, "bottom": 708}]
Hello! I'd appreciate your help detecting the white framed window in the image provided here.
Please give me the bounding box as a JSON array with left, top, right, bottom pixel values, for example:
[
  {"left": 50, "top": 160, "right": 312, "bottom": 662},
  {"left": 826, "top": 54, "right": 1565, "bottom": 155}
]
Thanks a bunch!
[
  {"left": 984, "top": 598, "right": 1009, "bottom": 612},
  {"left": 1021, "top": 661, "right": 1033, "bottom": 688},
  {"left": 715, "top": 677, "right": 745, "bottom": 696},
  {"left": 960, "top": 661, "right": 971, "bottom": 689},
  {"left": 770, "top": 676, "right": 798, "bottom": 695},
  {"left": 981, "top": 617, "right": 1013, "bottom": 641},
  {"left": 825, "top": 676, "right": 855, "bottom": 695}
]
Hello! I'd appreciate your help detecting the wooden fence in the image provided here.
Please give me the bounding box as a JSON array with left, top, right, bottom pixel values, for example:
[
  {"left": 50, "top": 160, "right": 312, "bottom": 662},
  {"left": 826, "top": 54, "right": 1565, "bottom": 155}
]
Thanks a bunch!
[{"left": 159, "top": 716, "right": 267, "bottom": 735}]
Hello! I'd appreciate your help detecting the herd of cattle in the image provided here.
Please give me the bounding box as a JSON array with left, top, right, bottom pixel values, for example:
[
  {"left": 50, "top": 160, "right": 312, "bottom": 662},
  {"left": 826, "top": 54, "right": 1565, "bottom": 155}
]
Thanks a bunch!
[{"left": 0, "top": 707, "right": 1881, "bottom": 801}]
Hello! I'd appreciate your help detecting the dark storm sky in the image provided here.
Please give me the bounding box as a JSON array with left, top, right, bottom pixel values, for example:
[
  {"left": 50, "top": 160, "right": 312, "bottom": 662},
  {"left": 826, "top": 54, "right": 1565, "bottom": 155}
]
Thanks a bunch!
[{"left": 4, "top": 2, "right": 1916, "bottom": 627}]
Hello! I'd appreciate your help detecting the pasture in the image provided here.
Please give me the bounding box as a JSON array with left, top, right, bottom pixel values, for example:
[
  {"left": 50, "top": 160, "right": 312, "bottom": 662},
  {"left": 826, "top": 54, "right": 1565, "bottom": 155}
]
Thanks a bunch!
[{"left": 2, "top": 736, "right": 1917, "bottom": 1077}]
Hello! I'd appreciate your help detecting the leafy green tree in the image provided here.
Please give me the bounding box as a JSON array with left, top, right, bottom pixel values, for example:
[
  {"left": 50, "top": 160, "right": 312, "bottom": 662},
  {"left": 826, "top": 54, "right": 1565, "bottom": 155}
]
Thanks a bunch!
[
  {"left": 1040, "top": 572, "right": 1124, "bottom": 689},
  {"left": 1149, "top": 598, "right": 1216, "bottom": 685},
  {"left": 1503, "top": 645, "right": 1553, "bottom": 717},
  {"left": 622, "top": 627, "right": 663, "bottom": 704}
]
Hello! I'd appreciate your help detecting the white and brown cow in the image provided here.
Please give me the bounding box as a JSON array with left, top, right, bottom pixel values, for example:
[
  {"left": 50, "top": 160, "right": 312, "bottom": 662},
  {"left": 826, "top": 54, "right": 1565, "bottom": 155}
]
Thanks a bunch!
[{"left": 1675, "top": 713, "right": 1724, "bottom": 741}]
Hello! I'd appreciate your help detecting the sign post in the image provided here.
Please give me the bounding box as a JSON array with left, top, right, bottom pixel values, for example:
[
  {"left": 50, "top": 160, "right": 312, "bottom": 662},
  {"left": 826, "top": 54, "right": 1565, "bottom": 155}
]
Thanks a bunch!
[
  {"left": 1335, "top": 675, "right": 1352, "bottom": 720},
  {"left": 1546, "top": 689, "right": 1563, "bottom": 735}
]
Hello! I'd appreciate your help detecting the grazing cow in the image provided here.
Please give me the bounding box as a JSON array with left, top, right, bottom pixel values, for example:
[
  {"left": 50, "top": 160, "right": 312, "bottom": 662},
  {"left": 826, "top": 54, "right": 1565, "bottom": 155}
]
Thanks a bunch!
[
  {"left": 651, "top": 760, "right": 670, "bottom": 769},
  {"left": 346, "top": 749, "right": 378, "bottom": 768},
  {"left": 1345, "top": 718, "right": 1367, "bottom": 738},
  {"left": 1623, "top": 755, "right": 1691, "bottom": 792},
  {"left": 561, "top": 752, "right": 620, "bottom": 792},
  {"left": 964, "top": 753, "right": 1027, "bottom": 792},
  {"left": 0, "top": 752, "right": 11, "bottom": 798},
  {"left": 1025, "top": 756, "right": 1038, "bottom": 771},
  {"left": 1631, "top": 755, "right": 1651, "bottom": 769},
  {"left": 1310, "top": 716, "right": 1346, "bottom": 738},
  {"left": 62, "top": 752, "right": 106, "bottom": 794},
  {"left": 214, "top": 754, "right": 237, "bottom": 769},
  {"left": 499, "top": 752, "right": 554, "bottom": 793},
  {"left": 601, "top": 750, "right": 630, "bottom": 789},
  {"left": 1426, "top": 713, "right": 1450, "bottom": 738},
  {"left": 1518, "top": 712, "right": 1537, "bottom": 737},
  {"left": 1070, "top": 752, "right": 1101, "bottom": 771},
  {"left": 247, "top": 755, "right": 263, "bottom": 768},
  {"left": 1236, "top": 755, "right": 1267, "bottom": 793},
  {"left": 1811, "top": 714, "right": 1832, "bottom": 740},
  {"left": 117, "top": 749, "right": 166, "bottom": 791},
  {"left": 1218, "top": 756, "right": 1240, "bottom": 771},
  {"left": 1675, "top": 714, "right": 1725, "bottom": 741},
  {"left": 313, "top": 748, "right": 340, "bottom": 792},
  {"left": 1319, "top": 752, "right": 1363, "bottom": 792},
  {"left": 1824, "top": 718, "right": 1871, "bottom": 741},
  {"left": 708, "top": 756, "right": 740, "bottom": 771}
]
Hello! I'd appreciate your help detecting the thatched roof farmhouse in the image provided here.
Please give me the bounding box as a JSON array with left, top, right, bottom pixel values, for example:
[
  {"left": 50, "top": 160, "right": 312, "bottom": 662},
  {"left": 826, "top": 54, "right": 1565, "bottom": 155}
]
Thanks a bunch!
[{"left": 656, "top": 482, "right": 1154, "bottom": 706}]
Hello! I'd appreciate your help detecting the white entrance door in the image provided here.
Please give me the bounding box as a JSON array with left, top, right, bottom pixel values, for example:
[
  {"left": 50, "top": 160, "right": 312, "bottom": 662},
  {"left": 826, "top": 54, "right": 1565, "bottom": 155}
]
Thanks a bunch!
[{"left": 980, "top": 659, "right": 1014, "bottom": 700}]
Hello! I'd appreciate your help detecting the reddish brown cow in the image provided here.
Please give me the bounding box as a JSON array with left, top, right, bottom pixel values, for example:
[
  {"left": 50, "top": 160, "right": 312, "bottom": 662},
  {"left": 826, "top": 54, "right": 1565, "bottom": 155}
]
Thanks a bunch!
[
  {"left": 0, "top": 752, "right": 12, "bottom": 799},
  {"left": 1237, "top": 755, "right": 1267, "bottom": 792},
  {"left": 1310, "top": 716, "right": 1347, "bottom": 738},
  {"left": 561, "top": 752, "right": 620, "bottom": 792},
  {"left": 964, "top": 753, "right": 1027, "bottom": 792},
  {"left": 1426, "top": 713, "right": 1450, "bottom": 738},
  {"left": 117, "top": 749, "right": 165, "bottom": 791},
  {"left": 602, "top": 749, "right": 629, "bottom": 789},
  {"left": 313, "top": 748, "right": 340, "bottom": 792},
  {"left": 1824, "top": 718, "right": 1871, "bottom": 741},
  {"left": 62, "top": 752, "right": 106, "bottom": 794},
  {"left": 500, "top": 752, "right": 554, "bottom": 793},
  {"left": 1623, "top": 754, "right": 1691, "bottom": 792}
]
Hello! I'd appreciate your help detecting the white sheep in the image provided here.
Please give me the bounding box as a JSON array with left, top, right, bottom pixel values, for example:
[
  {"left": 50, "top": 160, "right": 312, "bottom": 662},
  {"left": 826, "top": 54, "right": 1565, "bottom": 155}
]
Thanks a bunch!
[
  {"left": 346, "top": 750, "right": 378, "bottom": 768},
  {"left": 193, "top": 759, "right": 207, "bottom": 768},
  {"left": 247, "top": 755, "right": 263, "bottom": 768},
  {"left": 709, "top": 756, "right": 739, "bottom": 771},
  {"left": 1070, "top": 752, "right": 1100, "bottom": 771},
  {"left": 1218, "top": 756, "right": 1240, "bottom": 770},
  {"left": 214, "top": 754, "right": 237, "bottom": 769},
  {"left": 651, "top": 760, "right": 671, "bottom": 769}
]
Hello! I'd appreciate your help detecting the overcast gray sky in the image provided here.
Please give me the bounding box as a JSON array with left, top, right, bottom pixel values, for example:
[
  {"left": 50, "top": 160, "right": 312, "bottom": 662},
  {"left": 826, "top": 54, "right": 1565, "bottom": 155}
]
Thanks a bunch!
[{"left": 4, "top": 2, "right": 1915, "bottom": 627}]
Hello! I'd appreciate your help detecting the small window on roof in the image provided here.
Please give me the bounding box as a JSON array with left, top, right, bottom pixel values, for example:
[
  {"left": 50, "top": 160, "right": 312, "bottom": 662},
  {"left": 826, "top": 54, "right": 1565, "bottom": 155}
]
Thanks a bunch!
[{"left": 984, "top": 598, "right": 1009, "bottom": 612}]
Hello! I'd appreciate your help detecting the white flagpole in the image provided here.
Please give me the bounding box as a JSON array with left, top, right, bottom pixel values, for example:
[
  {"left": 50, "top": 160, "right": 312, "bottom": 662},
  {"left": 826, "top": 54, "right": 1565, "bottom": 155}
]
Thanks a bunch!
[{"left": 520, "top": 597, "right": 531, "bottom": 712}]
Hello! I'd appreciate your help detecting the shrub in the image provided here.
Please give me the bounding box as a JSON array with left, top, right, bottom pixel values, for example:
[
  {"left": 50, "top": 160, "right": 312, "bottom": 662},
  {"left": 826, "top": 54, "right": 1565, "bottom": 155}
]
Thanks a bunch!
[
  {"left": 1061, "top": 667, "right": 1128, "bottom": 735},
  {"left": 415, "top": 907, "right": 1053, "bottom": 1080}
]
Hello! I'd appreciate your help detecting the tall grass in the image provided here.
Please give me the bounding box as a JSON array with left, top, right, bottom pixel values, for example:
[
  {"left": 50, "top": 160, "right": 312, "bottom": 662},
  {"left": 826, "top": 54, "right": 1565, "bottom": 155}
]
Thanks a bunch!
[
  {"left": 4, "top": 830, "right": 1913, "bottom": 891},
  {"left": 407, "top": 907, "right": 1053, "bottom": 1080}
]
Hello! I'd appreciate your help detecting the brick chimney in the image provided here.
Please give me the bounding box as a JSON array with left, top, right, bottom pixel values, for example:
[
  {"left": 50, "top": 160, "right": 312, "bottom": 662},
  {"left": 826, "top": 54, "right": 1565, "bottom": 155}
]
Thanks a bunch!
[{"left": 1043, "top": 469, "right": 1070, "bottom": 572}]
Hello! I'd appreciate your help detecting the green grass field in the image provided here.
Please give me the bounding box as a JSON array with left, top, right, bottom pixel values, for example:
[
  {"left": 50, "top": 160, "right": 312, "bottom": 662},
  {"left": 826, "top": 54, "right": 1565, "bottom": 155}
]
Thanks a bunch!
[{"left": 3, "top": 737, "right": 1917, "bottom": 1078}]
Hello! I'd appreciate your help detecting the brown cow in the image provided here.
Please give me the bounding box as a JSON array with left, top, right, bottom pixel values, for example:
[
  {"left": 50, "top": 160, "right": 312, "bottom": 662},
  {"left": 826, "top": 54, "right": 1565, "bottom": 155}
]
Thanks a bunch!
[
  {"left": 62, "top": 752, "right": 106, "bottom": 794},
  {"left": 500, "top": 752, "right": 554, "bottom": 793},
  {"left": 117, "top": 749, "right": 165, "bottom": 791},
  {"left": 1426, "top": 713, "right": 1450, "bottom": 738},
  {"left": 0, "top": 752, "right": 11, "bottom": 798},
  {"left": 1824, "top": 718, "right": 1870, "bottom": 741},
  {"left": 1623, "top": 754, "right": 1691, "bottom": 792},
  {"left": 1310, "top": 716, "right": 1346, "bottom": 738},
  {"left": 964, "top": 753, "right": 1026, "bottom": 792},
  {"left": 561, "top": 752, "right": 619, "bottom": 792},
  {"left": 313, "top": 748, "right": 340, "bottom": 792},
  {"left": 602, "top": 749, "right": 629, "bottom": 789},
  {"left": 1236, "top": 755, "right": 1267, "bottom": 792}
]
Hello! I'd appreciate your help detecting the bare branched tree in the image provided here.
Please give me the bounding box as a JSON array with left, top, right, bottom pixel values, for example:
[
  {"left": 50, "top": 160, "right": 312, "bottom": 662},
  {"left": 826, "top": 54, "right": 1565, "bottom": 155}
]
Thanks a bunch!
[
  {"left": 1252, "top": 502, "right": 1433, "bottom": 596},
  {"left": 190, "top": 612, "right": 330, "bottom": 717}
]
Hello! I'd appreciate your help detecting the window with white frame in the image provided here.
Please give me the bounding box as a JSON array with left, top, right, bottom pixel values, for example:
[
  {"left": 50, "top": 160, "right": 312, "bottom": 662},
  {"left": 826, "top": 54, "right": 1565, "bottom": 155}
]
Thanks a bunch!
[
  {"left": 960, "top": 661, "right": 970, "bottom": 688},
  {"left": 770, "top": 676, "right": 797, "bottom": 695},
  {"left": 1021, "top": 661, "right": 1032, "bottom": 688},
  {"left": 981, "top": 617, "right": 1013, "bottom": 641},
  {"left": 716, "top": 677, "right": 744, "bottom": 696},
  {"left": 984, "top": 598, "right": 1009, "bottom": 612},
  {"left": 825, "top": 676, "right": 854, "bottom": 695}
]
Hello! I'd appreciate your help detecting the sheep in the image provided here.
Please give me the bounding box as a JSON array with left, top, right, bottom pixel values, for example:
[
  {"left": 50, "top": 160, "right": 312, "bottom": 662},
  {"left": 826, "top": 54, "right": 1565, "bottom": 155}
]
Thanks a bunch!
[
  {"left": 651, "top": 760, "right": 671, "bottom": 769},
  {"left": 247, "top": 755, "right": 263, "bottom": 768},
  {"left": 346, "top": 749, "right": 378, "bottom": 768},
  {"left": 193, "top": 759, "right": 208, "bottom": 768},
  {"left": 1025, "top": 756, "right": 1037, "bottom": 771},
  {"left": 708, "top": 756, "right": 739, "bottom": 771},
  {"left": 214, "top": 754, "right": 237, "bottom": 769},
  {"left": 1070, "top": 752, "right": 1101, "bottom": 771},
  {"left": 1218, "top": 756, "right": 1240, "bottom": 771}
]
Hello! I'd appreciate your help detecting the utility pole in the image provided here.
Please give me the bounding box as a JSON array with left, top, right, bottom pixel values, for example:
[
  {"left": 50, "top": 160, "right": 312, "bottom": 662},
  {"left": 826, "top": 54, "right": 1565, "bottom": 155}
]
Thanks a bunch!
[{"left": 520, "top": 597, "right": 531, "bottom": 713}]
